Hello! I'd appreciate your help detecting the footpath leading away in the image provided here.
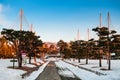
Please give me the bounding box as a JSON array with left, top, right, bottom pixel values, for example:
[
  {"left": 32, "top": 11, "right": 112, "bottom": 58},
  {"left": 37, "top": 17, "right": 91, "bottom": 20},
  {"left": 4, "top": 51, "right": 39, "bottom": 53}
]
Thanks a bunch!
[{"left": 35, "top": 61, "right": 61, "bottom": 80}]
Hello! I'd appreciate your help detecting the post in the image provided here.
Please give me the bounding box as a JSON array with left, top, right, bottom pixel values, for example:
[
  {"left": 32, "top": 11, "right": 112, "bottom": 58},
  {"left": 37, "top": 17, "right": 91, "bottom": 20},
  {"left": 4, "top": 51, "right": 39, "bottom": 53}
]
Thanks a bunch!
[
  {"left": 100, "top": 13, "right": 102, "bottom": 28},
  {"left": 30, "top": 24, "right": 33, "bottom": 32},
  {"left": 20, "top": 9, "right": 23, "bottom": 31},
  {"left": 77, "top": 29, "right": 80, "bottom": 40}
]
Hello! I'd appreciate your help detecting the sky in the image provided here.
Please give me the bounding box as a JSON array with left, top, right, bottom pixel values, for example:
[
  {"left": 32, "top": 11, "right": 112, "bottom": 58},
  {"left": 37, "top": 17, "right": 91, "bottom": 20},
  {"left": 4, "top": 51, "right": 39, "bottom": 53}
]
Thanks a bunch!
[{"left": 0, "top": 0, "right": 120, "bottom": 42}]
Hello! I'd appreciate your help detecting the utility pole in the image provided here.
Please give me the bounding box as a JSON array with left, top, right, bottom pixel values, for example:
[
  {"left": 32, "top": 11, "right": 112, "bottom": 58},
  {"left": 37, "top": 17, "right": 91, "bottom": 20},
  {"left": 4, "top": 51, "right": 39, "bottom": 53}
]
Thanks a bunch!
[
  {"left": 20, "top": 9, "right": 23, "bottom": 31},
  {"left": 74, "top": 37, "right": 76, "bottom": 41},
  {"left": 87, "top": 28, "right": 90, "bottom": 41},
  {"left": 100, "top": 13, "right": 102, "bottom": 28},
  {"left": 30, "top": 24, "right": 33, "bottom": 32}
]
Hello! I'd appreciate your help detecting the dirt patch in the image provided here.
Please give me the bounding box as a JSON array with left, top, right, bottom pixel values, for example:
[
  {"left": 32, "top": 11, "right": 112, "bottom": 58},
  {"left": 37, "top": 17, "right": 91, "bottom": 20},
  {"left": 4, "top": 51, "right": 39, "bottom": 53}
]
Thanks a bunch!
[
  {"left": 100, "top": 68, "right": 110, "bottom": 71},
  {"left": 60, "top": 76, "right": 81, "bottom": 80},
  {"left": 91, "top": 66, "right": 100, "bottom": 68},
  {"left": 8, "top": 66, "right": 33, "bottom": 71},
  {"left": 8, "top": 63, "right": 42, "bottom": 78}
]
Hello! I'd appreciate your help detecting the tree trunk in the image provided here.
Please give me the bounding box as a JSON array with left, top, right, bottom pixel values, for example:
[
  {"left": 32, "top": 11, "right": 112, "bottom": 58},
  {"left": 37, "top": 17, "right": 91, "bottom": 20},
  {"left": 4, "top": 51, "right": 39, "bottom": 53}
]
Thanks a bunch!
[
  {"left": 99, "top": 51, "right": 102, "bottom": 67},
  {"left": 29, "top": 56, "right": 31, "bottom": 64},
  {"left": 108, "top": 52, "right": 111, "bottom": 70},
  {"left": 86, "top": 50, "right": 88, "bottom": 64},
  {"left": 86, "top": 58, "right": 88, "bottom": 64},
  {"left": 42, "top": 52, "right": 45, "bottom": 61},
  {"left": 107, "top": 38, "right": 111, "bottom": 70},
  {"left": 34, "top": 54, "right": 36, "bottom": 63},
  {"left": 78, "top": 58, "right": 80, "bottom": 63},
  {"left": 99, "top": 58, "right": 102, "bottom": 67},
  {"left": 17, "top": 49, "right": 22, "bottom": 67},
  {"left": 18, "top": 54, "right": 22, "bottom": 67},
  {"left": 108, "top": 57, "right": 111, "bottom": 70}
]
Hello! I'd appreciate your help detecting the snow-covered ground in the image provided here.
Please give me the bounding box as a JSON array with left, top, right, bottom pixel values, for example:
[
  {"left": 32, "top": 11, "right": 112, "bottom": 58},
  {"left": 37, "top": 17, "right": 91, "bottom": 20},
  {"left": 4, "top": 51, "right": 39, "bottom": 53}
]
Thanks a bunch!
[
  {"left": 64, "top": 59, "right": 120, "bottom": 80},
  {"left": 23, "top": 61, "right": 49, "bottom": 80},
  {"left": 55, "top": 60, "right": 109, "bottom": 80},
  {"left": 1, "top": 58, "right": 120, "bottom": 80},
  {"left": 0, "top": 59, "right": 25, "bottom": 80},
  {"left": 0, "top": 58, "right": 45, "bottom": 80},
  {"left": 55, "top": 61, "right": 77, "bottom": 78}
]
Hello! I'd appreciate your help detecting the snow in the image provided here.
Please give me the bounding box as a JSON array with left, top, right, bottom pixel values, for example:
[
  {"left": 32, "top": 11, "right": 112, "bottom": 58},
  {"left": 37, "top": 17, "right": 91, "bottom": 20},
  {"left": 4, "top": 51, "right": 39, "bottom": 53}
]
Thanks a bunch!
[
  {"left": 55, "top": 62, "right": 75, "bottom": 78},
  {"left": 45, "top": 57, "right": 58, "bottom": 61},
  {"left": 58, "top": 69, "right": 75, "bottom": 78},
  {"left": 55, "top": 60, "right": 113, "bottom": 80},
  {"left": 34, "top": 58, "right": 44, "bottom": 64},
  {"left": 23, "top": 61, "right": 49, "bottom": 80},
  {"left": 24, "top": 64, "right": 36, "bottom": 68},
  {"left": 0, "top": 59, "right": 25, "bottom": 80},
  {"left": 64, "top": 59, "right": 120, "bottom": 80},
  {"left": 27, "top": 58, "right": 44, "bottom": 64},
  {"left": 0, "top": 58, "right": 46, "bottom": 80},
  {"left": 1, "top": 58, "right": 120, "bottom": 80}
]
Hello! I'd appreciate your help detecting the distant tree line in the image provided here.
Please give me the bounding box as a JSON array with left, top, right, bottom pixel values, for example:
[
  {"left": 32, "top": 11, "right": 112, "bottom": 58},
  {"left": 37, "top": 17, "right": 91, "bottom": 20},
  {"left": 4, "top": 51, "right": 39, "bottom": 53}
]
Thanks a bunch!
[{"left": 57, "top": 27, "right": 120, "bottom": 70}]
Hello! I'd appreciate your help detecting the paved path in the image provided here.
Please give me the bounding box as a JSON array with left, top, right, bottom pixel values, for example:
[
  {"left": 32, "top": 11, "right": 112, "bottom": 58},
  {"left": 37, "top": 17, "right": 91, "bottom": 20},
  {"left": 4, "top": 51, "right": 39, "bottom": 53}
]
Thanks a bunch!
[{"left": 35, "top": 61, "right": 61, "bottom": 80}]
